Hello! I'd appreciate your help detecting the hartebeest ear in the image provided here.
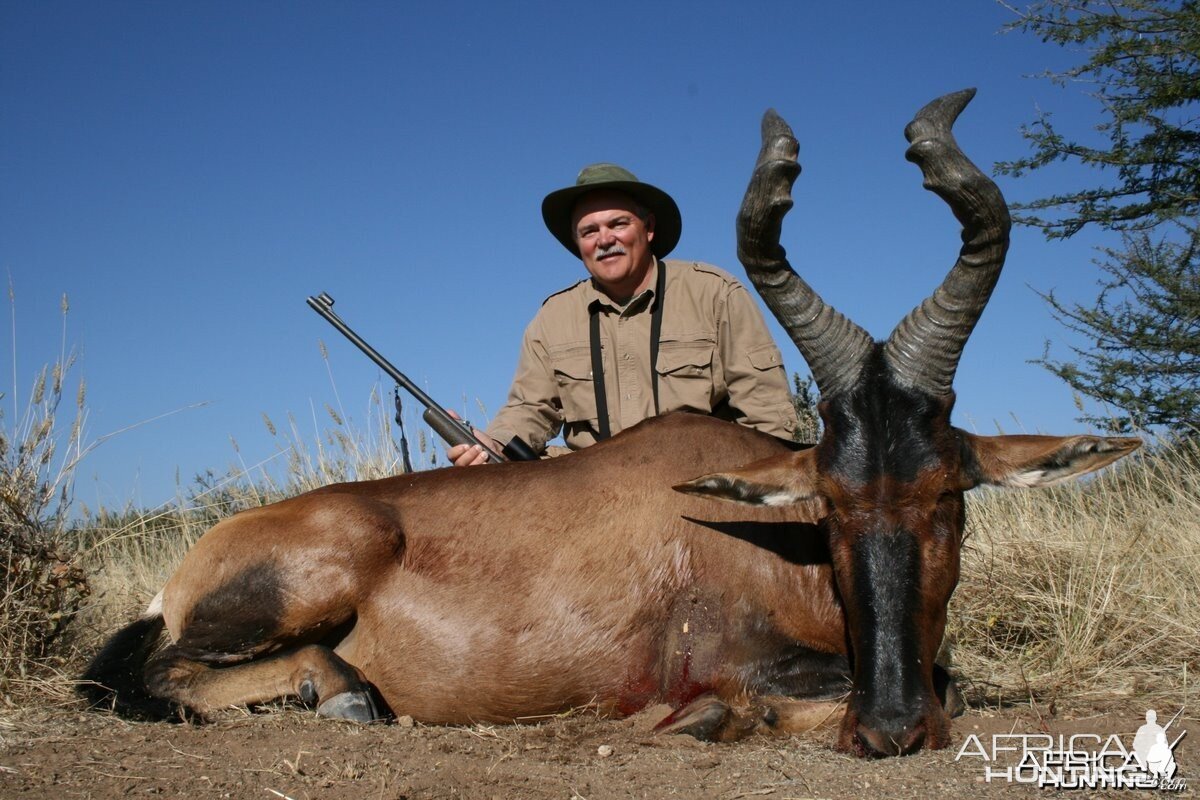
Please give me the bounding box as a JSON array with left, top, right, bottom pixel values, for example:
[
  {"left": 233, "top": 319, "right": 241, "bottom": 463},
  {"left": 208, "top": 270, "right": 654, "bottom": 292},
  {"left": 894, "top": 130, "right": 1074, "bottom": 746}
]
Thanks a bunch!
[
  {"left": 963, "top": 432, "right": 1142, "bottom": 489},
  {"left": 673, "top": 448, "right": 826, "bottom": 510}
]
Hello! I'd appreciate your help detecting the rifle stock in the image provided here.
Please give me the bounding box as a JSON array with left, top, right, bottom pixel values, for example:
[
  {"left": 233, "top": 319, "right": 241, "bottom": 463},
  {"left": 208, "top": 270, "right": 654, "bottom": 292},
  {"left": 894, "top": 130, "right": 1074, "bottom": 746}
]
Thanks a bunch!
[{"left": 422, "top": 407, "right": 474, "bottom": 450}]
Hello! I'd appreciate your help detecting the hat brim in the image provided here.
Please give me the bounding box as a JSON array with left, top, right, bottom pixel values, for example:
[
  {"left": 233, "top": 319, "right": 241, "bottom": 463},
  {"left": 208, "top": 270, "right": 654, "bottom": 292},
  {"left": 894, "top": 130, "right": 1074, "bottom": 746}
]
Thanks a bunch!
[{"left": 541, "top": 180, "right": 681, "bottom": 259}]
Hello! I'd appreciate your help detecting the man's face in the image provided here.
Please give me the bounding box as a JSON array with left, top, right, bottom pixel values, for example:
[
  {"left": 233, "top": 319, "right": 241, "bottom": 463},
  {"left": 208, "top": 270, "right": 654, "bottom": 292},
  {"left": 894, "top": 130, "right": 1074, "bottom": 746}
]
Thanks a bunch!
[{"left": 571, "top": 190, "right": 656, "bottom": 301}]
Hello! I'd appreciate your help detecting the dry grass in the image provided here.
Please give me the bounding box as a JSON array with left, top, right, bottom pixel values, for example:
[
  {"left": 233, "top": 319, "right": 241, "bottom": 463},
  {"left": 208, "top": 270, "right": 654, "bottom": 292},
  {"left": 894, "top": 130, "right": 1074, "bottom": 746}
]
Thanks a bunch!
[
  {"left": 68, "top": 383, "right": 422, "bottom": 658},
  {"left": 0, "top": 294, "right": 90, "bottom": 698},
  {"left": 948, "top": 436, "right": 1200, "bottom": 707},
  {"left": 0, "top": 296, "right": 428, "bottom": 695}
]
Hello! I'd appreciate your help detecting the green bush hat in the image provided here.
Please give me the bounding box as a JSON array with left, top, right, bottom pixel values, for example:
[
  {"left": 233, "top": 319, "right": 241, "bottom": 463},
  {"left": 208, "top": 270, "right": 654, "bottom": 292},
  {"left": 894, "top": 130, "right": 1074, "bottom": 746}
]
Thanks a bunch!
[{"left": 541, "top": 163, "right": 682, "bottom": 259}]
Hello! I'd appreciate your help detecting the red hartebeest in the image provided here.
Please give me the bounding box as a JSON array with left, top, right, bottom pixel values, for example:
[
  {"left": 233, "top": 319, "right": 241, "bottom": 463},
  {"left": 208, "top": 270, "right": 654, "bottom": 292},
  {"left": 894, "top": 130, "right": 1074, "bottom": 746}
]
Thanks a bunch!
[{"left": 81, "top": 90, "right": 1139, "bottom": 757}]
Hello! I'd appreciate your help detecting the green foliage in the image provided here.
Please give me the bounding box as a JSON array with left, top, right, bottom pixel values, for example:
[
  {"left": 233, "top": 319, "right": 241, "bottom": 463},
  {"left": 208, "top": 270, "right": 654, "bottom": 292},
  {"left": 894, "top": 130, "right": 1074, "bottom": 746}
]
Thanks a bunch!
[
  {"left": 1035, "top": 232, "right": 1199, "bottom": 432},
  {"left": 790, "top": 372, "right": 822, "bottom": 443},
  {"left": 998, "top": 0, "right": 1200, "bottom": 435},
  {"left": 997, "top": 0, "right": 1200, "bottom": 237}
]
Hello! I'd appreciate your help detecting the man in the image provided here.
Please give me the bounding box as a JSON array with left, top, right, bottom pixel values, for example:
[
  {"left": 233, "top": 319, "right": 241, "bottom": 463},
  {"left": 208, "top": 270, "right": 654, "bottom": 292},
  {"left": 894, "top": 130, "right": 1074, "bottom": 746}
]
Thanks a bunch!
[{"left": 450, "top": 163, "right": 798, "bottom": 466}]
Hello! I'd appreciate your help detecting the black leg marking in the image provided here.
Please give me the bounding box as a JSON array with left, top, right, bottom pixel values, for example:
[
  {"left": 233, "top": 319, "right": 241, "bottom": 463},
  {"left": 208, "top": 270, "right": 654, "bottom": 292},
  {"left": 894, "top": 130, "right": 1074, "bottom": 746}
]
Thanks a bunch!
[
  {"left": 750, "top": 645, "right": 851, "bottom": 700},
  {"left": 175, "top": 563, "right": 287, "bottom": 661}
]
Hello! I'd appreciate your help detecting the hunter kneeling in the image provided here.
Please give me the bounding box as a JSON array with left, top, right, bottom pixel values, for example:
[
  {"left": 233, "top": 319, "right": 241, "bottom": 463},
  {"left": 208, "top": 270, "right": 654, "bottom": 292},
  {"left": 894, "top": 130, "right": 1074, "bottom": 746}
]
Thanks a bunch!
[{"left": 450, "top": 164, "right": 798, "bottom": 466}]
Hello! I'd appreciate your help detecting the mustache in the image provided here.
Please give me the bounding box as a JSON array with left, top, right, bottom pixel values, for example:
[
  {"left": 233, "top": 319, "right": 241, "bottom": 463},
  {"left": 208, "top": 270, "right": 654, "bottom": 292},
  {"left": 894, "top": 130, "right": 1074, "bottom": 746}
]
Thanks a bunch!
[{"left": 595, "top": 243, "right": 627, "bottom": 258}]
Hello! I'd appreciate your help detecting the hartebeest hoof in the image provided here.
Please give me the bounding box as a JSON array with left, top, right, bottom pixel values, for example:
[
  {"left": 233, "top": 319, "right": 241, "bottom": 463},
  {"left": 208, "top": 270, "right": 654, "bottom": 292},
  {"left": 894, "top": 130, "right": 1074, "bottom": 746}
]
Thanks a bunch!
[
  {"left": 943, "top": 677, "right": 966, "bottom": 719},
  {"left": 932, "top": 664, "right": 966, "bottom": 718},
  {"left": 654, "top": 694, "right": 731, "bottom": 741},
  {"left": 316, "top": 689, "right": 380, "bottom": 723}
]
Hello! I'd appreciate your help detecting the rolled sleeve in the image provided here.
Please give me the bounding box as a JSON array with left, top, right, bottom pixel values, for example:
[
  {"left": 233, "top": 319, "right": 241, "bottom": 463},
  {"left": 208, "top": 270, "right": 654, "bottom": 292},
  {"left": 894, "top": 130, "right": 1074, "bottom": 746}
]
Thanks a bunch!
[{"left": 719, "top": 285, "right": 800, "bottom": 439}]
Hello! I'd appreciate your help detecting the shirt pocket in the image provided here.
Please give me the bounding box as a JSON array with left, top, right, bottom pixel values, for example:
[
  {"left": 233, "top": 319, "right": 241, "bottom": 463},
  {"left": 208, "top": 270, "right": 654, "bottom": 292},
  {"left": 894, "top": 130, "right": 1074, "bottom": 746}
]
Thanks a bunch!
[
  {"left": 655, "top": 336, "right": 716, "bottom": 413},
  {"left": 747, "top": 342, "right": 785, "bottom": 373},
  {"left": 549, "top": 345, "right": 599, "bottom": 424}
]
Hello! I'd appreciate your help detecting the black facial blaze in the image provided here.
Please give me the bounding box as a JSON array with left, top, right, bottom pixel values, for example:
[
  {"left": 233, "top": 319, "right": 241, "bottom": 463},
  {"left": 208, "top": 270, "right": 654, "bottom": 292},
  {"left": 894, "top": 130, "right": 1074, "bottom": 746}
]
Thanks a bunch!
[
  {"left": 818, "top": 348, "right": 959, "bottom": 719},
  {"left": 819, "top": 349, "right": 949, "bottom": 484},
  {"left": 850, "top": 530, "right": 923, "bottom": 714}
]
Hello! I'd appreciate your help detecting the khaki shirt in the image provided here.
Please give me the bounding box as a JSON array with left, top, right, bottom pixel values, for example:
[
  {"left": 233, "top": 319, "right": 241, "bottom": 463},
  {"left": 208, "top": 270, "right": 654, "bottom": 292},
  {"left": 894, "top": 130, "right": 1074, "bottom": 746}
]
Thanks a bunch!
[{"left": 488, "top": 259, "right": 798, "bottom": 453}]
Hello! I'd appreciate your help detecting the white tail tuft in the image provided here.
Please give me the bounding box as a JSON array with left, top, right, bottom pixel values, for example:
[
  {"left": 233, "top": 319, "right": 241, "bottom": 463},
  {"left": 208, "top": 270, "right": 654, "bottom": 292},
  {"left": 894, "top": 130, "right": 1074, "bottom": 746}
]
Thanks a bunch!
[{"left": 143, "top": 590, "right": 164, "bottom": 619}]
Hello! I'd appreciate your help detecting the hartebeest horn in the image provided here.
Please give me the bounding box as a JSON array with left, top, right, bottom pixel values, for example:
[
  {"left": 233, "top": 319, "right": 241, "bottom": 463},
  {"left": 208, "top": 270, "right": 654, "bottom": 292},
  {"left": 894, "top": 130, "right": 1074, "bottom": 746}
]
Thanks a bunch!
[
  {"left": 738, "top": 110, "right": 873, "bottom": 399},
  {"left": 883, "top": 88, "right": 1012, "bottom": 396}
]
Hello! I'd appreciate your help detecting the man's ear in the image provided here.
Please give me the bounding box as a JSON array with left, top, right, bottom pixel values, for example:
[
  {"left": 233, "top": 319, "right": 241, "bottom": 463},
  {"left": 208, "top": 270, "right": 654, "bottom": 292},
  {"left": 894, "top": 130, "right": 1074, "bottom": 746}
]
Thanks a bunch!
[
  {"left": 964, "top": 432, "right": 1142, "bottom": 489},
  {"left": 644, "top": 212, "right": 656, "bottom": 243},
  {"left": 674, "top": 448, "right": 825, "bottom": 510}
]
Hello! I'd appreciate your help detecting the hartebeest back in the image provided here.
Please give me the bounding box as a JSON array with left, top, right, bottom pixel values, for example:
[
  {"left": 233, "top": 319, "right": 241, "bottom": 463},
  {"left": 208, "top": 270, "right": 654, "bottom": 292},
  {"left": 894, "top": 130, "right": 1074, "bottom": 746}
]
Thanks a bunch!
[{"left": 81, "top": 90, "right": 1139, "bottom": 758}]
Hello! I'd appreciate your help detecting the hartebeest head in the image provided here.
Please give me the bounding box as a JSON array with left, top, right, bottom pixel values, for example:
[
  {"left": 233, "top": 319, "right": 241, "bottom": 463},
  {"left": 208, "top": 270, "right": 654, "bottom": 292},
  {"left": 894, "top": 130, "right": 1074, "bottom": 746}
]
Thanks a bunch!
[{"left": 676, "top": 90, "right": 1140, "bottom": 757}]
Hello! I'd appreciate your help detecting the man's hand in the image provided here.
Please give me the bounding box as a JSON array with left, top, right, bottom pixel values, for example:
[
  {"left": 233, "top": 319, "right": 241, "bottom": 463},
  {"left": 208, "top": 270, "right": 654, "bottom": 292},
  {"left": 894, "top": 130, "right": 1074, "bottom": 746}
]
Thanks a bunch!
[{"left": 445, "top": 410, "right": 502, "bottom": 467}]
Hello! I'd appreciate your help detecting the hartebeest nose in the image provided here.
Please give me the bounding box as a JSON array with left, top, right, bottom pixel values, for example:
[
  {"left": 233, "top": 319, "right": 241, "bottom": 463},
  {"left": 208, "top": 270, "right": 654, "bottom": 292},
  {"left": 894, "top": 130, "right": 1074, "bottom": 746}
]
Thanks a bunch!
[{"left": 855, "top": 716, "right": 927, "bottom": 757}]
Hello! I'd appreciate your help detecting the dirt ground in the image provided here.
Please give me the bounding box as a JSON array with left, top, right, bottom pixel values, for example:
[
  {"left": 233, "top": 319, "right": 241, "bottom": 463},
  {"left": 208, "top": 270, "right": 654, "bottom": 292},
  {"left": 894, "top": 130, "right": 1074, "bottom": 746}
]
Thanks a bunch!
[{"left": 0, "top": 700, "right": 1193, "bottom": 799}]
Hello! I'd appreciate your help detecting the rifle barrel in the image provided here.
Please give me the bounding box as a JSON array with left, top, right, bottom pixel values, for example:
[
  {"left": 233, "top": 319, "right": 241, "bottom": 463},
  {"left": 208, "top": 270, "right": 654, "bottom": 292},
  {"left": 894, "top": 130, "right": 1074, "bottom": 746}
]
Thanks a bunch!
[{"left": 306, "top": 293, "right": 504, "bottom": 464}]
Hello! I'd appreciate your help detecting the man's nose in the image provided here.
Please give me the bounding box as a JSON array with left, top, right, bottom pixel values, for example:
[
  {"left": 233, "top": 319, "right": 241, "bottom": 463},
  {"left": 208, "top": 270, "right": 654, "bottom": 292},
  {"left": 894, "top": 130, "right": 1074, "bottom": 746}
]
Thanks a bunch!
[{"left": 596, "top": 226, "right": 615, "bottom": 246}]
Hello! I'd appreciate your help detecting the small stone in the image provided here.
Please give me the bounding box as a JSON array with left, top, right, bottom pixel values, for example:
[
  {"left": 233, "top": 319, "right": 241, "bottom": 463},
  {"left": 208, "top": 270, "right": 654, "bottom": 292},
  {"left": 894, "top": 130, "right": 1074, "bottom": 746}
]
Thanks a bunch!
[
  {"left": 597, "top": 744, "right": 614, "bottom": 758},
  {"left": 398, "top": 715, "right": 415, "bottom": 728}
]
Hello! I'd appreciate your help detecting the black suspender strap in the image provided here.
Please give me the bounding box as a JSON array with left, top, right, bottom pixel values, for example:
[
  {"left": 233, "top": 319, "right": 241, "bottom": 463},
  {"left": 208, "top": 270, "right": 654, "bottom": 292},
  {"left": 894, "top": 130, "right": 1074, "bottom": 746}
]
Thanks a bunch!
[
  {"left": 649, "top": 259, "right": 666, "bottom": 415},
  {"left": 589, "top": 306, "right": 612, "bottom": 441},
  {"left": 588, "top": 262, "right": 667, "bottom": 442}
]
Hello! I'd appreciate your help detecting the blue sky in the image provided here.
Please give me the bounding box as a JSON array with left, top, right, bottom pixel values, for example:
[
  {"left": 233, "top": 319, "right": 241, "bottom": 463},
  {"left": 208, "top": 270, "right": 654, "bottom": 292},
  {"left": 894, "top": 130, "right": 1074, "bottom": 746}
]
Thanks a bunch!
[{"left": 3, "top": 2, "right": 1122, "bottom": 512}]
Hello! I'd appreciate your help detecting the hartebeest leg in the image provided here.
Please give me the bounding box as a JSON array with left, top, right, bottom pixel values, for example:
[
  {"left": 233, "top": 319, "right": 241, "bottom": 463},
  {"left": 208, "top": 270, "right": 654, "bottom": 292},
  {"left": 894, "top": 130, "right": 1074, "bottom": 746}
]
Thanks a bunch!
[
  {"left": 138, "top": 493, "right": 411, "bottom": 721},
  {"left": 144, "top": 642, "right": 380, "bottom": 722},
  {"left": 656, "top": 694, "right": 844, "bottom": 742}
]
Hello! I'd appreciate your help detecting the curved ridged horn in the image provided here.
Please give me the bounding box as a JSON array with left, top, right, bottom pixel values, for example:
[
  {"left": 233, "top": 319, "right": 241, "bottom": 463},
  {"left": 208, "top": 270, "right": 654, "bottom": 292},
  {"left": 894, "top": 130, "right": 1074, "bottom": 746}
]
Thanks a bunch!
[
  {"left": 737, "top": 109, "right": 873, "bottom": 399},
  {"left": 883, "top": 89, "right": 1012, "bottom": 396}
]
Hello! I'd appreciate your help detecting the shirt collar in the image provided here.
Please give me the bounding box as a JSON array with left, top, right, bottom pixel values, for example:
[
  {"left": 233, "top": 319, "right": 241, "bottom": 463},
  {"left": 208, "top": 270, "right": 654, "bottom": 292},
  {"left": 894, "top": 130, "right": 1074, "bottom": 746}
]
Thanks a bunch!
[{"left": 586, "top": 258, "right": 660, "bottom": 315}]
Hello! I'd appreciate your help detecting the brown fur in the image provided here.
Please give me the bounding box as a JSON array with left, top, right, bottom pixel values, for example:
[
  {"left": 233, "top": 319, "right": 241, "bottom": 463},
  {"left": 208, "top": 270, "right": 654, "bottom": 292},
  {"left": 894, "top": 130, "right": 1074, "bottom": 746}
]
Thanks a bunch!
[{"left": 142, "top": 414, "right": 848, "bottom": 735}]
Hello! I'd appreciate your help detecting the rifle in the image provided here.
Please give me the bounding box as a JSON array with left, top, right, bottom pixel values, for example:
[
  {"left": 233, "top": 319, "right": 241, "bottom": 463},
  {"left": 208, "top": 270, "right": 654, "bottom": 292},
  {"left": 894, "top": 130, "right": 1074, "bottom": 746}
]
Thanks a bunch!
[{"left": 307, "top": 292, "right": 538, "bottom": 464}]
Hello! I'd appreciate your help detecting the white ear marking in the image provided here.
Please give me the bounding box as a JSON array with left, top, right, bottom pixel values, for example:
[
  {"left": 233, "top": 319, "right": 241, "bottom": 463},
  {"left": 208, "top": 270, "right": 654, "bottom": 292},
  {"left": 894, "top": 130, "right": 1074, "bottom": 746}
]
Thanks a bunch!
[
  {"left": 760, "top": 490, "right": 802, "bottom": 507},
  {"left": 1004, "top": 469, "right": 1047, "bottom": 489}
]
